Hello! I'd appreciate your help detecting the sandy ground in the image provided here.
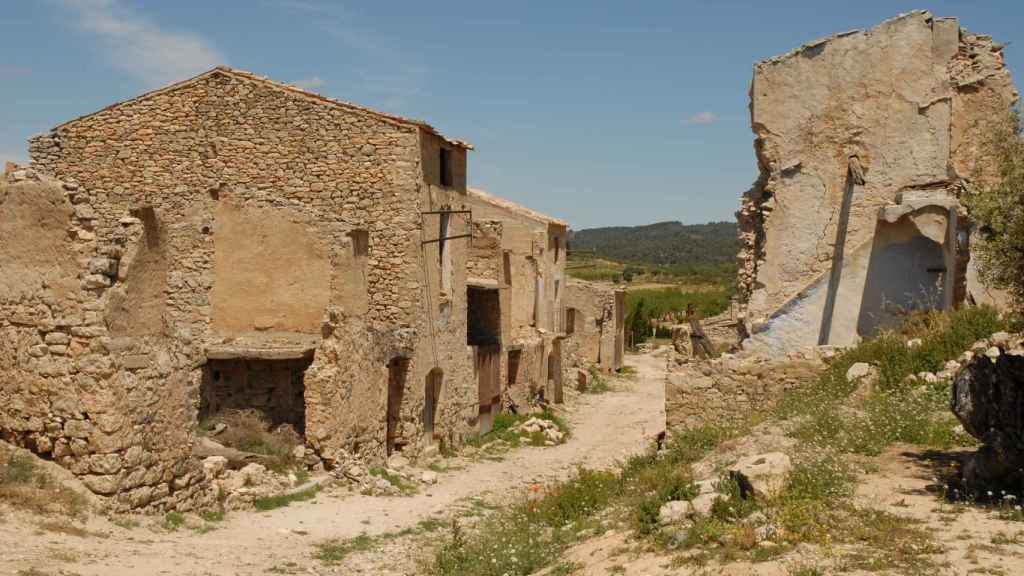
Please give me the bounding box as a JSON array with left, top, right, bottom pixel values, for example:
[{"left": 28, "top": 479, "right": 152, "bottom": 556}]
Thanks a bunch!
[{"left": 0, "top": 353, "right": 667, "bottom": 576}]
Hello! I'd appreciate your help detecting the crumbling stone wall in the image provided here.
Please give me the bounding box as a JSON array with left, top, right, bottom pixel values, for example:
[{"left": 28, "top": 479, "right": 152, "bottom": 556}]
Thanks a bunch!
[
  {"left": 562, "top": 279, "right": 625, "bottom": 375},
  {"left": 737, "top": 12, "right": 1018, "bottom": 352},
  {"left": 1, "top": 171, "right": 213, "bottom": 511},
  {"left": 10, "top": 67, "right": 477, "bottom": 508},
  {"left": 665, "top": 351, "right": 824, "bottom": 429}
]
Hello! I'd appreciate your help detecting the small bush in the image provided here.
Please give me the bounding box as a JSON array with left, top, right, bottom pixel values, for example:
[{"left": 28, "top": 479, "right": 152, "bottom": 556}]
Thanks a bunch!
[
  {"left": 314, "top": 534, "right": 374, "bottom": 565},
  {"left": 200, "top": 510, "right": 225, "bottom": 523},
  {"left": 162, "top": 512, "right": 186, "bottom": 531}
]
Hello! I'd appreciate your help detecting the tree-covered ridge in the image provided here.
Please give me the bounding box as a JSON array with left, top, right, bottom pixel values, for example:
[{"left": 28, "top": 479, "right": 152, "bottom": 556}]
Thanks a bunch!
[{"left": 568, "top": 221, "right": 738, "bottom": 266}]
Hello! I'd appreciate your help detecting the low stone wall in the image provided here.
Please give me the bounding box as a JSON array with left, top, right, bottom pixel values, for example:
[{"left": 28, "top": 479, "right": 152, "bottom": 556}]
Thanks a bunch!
[{"left": 665, "top": 350, "right": 824, "bottom": 430}]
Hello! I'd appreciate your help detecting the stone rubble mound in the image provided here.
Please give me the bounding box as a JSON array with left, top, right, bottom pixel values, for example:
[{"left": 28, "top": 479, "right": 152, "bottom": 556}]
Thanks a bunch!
[{"left": 513, "top": 417, "right": 565, "bottom": 445}]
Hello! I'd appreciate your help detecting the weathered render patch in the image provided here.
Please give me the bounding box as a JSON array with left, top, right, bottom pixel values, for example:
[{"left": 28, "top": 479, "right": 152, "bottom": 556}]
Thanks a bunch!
[{"left": 737, "top": 11, "right": 1018, "bottom": 353}]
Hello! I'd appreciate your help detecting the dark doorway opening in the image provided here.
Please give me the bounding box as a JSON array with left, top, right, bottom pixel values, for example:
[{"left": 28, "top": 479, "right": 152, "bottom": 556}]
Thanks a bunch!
[
  {"left": 476, "top": 345, "right": 501, "bottom": 434},
  {"left": 200, "top": 357, "right": 312, "bottom": 434},
  {"left": 507, "top": 350, "right": 521, "bottom": 387},
  {"left": 387, "top": 357, "right": 410, "bottom": 455},
  {"left": 467, "top": 287, "right": 501, "bottom": 346},
  {"left": 423, "top": 368, "right": 443, "bottom": 440}
]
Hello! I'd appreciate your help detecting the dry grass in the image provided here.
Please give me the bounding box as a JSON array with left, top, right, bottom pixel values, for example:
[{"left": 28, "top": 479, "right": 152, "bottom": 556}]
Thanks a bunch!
[
  {"left": 201, "top": 409, "right": 303, "bottom": 473},
  {"left": 0, "top": 449, "right": 87, "bottom": 518}
]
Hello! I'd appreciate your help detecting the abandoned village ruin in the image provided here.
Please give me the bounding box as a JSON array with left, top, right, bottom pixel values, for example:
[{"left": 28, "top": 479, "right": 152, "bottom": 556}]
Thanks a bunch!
[
  {"left": 736, "top": 11, "right": 1018, "bottom": 355},
  {"left": 0, "top": 67, "right": 624, "bottom": 511},
  {"left": 668, "top": 11, "right": 1019, "bottom": 428}
]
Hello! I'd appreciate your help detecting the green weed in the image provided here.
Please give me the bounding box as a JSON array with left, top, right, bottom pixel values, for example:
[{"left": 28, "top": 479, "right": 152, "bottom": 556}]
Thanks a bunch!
[{"left": 254, "top": 485, "right": 320, "bottom": 511}]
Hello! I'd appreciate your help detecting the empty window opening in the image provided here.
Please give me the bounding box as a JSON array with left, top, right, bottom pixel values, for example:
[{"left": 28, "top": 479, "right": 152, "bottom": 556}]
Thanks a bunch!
[
  {"left": 565, "top": 307, "right": 577, "bottom": 335},
  {"left": 507, "top": 350, "right": 521, "bottom": 386},
  {"left": 553, "top": 236, "right": 560, "bottom": 262},
  {"left": 387, "top": 357, "right": 410, "bottom": 456},
  {"left": 467, "top": 287, "right": 501, "bottom": 346},
  {"left": 440, "top": 147, "right": 453, "bottom": 187},
  {"left": 532, "top": 274, "right": 544, "bottom": 327},
  {"left": 439, "top": 211, "right": 452, "bottom": 294},
  {"left": 199, "top": 356, "right": 312, "bottom": 435},
  {"left": 502, "top": 251, "right": 512, "bottom": 287},
  {"left": 423, "top": 368, "right": 443, "bottom": 439},
  {"left": 349, "top": 229, "right": 369, "bottom": 258}
]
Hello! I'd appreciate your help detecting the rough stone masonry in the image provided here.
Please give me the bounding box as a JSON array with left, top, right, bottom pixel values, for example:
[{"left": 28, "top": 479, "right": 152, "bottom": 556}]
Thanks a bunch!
[
  {"left": 736, "top": 11, "right": 1018, "bottom": 355},
  {"left": 2, "top": 66, "right": 483, "bottom": 511}
]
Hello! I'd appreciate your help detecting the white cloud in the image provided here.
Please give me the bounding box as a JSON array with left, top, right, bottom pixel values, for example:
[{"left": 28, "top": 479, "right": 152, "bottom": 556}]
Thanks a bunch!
[
  {"left": 687, "top": 111, "right": 718, "bottom": 125},
  {"left": 293, "top": 76, "right": 326, "bottom": 90},
  {"left": 60, "top": 0, "right": 225, "bottom": 87}
]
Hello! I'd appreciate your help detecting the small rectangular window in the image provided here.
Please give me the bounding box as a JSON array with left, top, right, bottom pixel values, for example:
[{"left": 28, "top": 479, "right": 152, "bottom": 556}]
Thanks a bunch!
[
  {"left": 502, "top": 252, "right": 512, "bottom": 287},
  {"left": 565, "top": 308, "right": 576, "bottom": 335},
  {"left": 349, "top": 229, "right": 369, "bottom": 258},
  {"left": 440, "top": 148, "right": 453, "bottom": 187}
]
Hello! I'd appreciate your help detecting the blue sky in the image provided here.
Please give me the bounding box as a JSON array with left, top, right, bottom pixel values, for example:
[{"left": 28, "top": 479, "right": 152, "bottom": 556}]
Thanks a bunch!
[{"left": 2, "top": 1, "right": 1021, "bottom": 228}]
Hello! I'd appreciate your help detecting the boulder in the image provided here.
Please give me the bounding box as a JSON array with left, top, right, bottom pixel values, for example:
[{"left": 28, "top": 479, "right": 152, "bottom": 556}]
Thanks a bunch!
[
  {"left": 202, "top": 456, "right": 228, "bottom": 479},
  {"left": 658, "top": 500, "right": 692, "bottom": 524},
  {"left": 691, "top": 492, "right": 719, "bottom": 516},
  {"left": 729, "top": 452, "right": 792, "bottom": 498},
  {"left": 951, "top": 336, "right": 1024, "bottom": 493},
  {"left": 845, "top": 362, "right": 873, "bottom": 382},
  {"left": 420, "top": 471, "right": 438, "bottom": 485}
]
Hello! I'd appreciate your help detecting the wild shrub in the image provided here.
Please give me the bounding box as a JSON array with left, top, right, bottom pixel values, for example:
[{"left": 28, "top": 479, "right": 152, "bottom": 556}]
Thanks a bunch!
[
  {"left": 314, "top": 534, "right": 374, "bottom": 565},
  {"left": 964, "top": 107, "right": 1024, "bottom": 309},
  {"left": 782, "top": 306, "right": 1006, "bottom": 454}
]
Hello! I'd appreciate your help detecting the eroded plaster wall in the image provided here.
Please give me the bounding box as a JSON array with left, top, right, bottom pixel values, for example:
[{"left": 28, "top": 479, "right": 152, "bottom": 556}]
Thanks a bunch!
[{"left": 737, "top": 11, "right": 1018, "bottom": 351}]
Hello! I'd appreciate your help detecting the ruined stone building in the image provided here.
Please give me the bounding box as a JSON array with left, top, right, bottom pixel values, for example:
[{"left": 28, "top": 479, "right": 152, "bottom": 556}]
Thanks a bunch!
[
  {"left": 562, "top": 278, "right": 625, "bottom": 377},
  {"left": 737, "top": 11, "right": 1019, "bottom": 354},
  {"left": 464, "top": 188, "right": 569, "bottom": 421},
  {"left": 0, "top": 66, "right": 483, "bottom": 509}
]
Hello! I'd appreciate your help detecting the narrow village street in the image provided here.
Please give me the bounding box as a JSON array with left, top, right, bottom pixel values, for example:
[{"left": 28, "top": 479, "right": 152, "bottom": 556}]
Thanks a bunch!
[{"left": 1, "top": 353, "right": 667, "bottom": 576}]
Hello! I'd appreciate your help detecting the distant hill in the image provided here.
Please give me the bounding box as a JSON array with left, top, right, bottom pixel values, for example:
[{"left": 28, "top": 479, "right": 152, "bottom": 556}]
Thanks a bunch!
[{"left": 568, "top": 221, "right": 738, "bottom": 266}]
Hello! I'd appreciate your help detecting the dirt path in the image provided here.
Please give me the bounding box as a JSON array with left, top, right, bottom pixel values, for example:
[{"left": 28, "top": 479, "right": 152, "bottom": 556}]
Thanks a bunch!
[{"left": 2, "top": 353, "right": 666, "bottom": 576}]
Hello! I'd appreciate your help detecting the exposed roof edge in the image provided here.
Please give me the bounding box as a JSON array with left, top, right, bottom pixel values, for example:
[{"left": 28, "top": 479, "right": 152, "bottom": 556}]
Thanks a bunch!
[
  {"left": 52, "top": 66, "right": 473, "bottom": 150},
  {"left": 755, "top": 10, "right": 934, "bottom": 69},
  {"left": 468, "top": 187, "right": 568, "bottom": 227}
]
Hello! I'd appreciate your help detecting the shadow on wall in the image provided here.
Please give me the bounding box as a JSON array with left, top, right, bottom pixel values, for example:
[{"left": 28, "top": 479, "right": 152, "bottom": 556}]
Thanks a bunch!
[{"left": 856, "top": 219, "right": 946, "bottom": 337}]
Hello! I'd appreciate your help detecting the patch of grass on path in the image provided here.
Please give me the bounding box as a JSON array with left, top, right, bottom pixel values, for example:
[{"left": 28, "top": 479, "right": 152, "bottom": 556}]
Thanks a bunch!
[{"left": 254, "top": 485, "right": 320, "bottom": 511}]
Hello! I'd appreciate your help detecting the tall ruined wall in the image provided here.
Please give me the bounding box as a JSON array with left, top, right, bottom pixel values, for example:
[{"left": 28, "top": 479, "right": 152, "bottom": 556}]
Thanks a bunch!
[
  {"left": 1, "top": 172, "right": 213, "bottom": 511},
  {"left": 737, "top": 11, "right": 1018, "bottom": 350},
  {"left": 562, "top": 279, "right": 624, "bottom": 373},
  {"left": 17, "top": 68, "right": 477, "bottom": 504}
]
